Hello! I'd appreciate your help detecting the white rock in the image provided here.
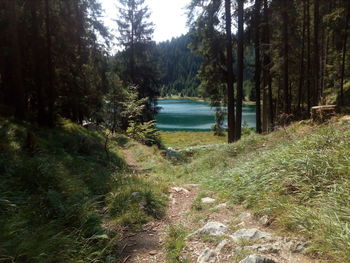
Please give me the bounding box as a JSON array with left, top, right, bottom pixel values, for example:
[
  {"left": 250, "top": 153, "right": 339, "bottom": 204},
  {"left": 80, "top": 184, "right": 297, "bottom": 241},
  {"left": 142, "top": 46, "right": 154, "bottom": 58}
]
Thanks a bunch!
[
  {"left": 259, "top": 215, "right": 269, "bottom": 226},
  {"left": 237, "top": 212, "right": 252, "bottom": 221},
  {"left": 201, "top": 197, "right": 216, "bottom": 204},
  {"left": 197, "top": 248, "right": 217, "bottom": 263},
  {"left": 238, "top": 254, "right": 277, "bottom": 263},
  {"left": 244, "top": 244, "right": 280, "bottom": 254},
  {"left": 215, "top": 239, "right": 230, "bottom": 253},
  {"left": 192, "top": 222, "right": 228, "bottom": 237},
  {"left": 215, "top": 203, "right": 227, "bottom": 209},
  {"left": 230, "top": 228, "right": 271, "bottom": 242}
]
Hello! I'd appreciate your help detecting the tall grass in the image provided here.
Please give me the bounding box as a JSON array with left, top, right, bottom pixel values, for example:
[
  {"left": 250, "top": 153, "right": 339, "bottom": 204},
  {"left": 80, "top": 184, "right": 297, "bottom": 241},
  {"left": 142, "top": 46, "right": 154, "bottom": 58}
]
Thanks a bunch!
[
  {"left": 176, "top": 121, "right": 350, "bottom": 262},
  {"left": 0, "top": 119, "right": 166, "bottom": 262}
]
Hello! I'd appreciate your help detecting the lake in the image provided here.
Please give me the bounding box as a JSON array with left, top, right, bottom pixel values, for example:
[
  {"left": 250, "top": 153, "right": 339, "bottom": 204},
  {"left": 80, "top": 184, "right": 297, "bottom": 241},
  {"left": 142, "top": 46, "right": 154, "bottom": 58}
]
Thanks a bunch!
[{"left": 156, "top": 99, "right": 256, "bottom": 131}]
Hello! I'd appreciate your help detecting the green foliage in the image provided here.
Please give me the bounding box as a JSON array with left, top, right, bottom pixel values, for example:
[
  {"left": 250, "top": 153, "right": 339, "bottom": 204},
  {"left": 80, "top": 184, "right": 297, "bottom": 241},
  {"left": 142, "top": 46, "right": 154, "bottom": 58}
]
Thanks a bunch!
[
  {"left": 165, "top": 225, "right": 189, "bottom": 263},
  {"left": 157, "top": 34, "right": 202, "bottom": 97},
  {"left": 160, "top": 131, "right": 227, "bottom": 149},
  {"left": 178, "top": 120, "right": 350, "bottom": 262},
  {"left": 126, "top": 120, "right": 161, "bottom": 146},
  {"left": 212, "top": 109, "right": 225, "bottom": 136},
  {"left": 107, "top": 176, "right": 166, "bottom": 228},
  {"left": 0, "top": 119, "right": 166, "bottom": 262}
]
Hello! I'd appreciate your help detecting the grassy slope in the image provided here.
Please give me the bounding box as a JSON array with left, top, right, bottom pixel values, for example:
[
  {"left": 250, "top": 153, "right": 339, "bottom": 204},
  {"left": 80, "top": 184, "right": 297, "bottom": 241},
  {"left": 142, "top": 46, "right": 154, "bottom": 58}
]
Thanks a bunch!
[
  {"left": 0, "top": 119, "right": 167, "bottom": 263},
  {"left": 2, "top": 116, "right": 350, "bottom": 262},
  {"left": 152, "top": 117, "right": 350, "bottom": 262},
  {"left": 160, "top": 131, "right": 227, "bottom": 149}
]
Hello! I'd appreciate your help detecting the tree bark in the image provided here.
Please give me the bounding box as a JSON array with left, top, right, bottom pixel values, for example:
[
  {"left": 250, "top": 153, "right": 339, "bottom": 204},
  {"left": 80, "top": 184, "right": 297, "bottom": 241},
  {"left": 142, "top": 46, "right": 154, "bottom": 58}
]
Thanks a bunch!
[
  {"left": 262, "top": 0, "right": 273, "bottom": 131},
  {"left": 306, "top": 0, "right": 311, "bottom": 113},
  {"left": 225, "top": 0, "right": 236, "bottom": 143},
  {"left": 45, "top": 0, "right": 55, "bottom": 126},
  {"left": 313, "top": 0, "right": 320, "bottom": 106},
  {"left": 282, "top": 2, "right": 290, "bottom": 114},
  {"left": 254, "top": 0, "right": 262, "bottom": 134},
  {"left": 235, "top": 0, "right": 244, "bottom": 140},
  {"left": 7, "top": 0, "right": 25, "bottom": 119},
  {"left": 31, "top": 0, "right": 46, "bottom": 125},
  {"left": 297, "top": 1, "right": 306, "bottom": 115},
  {"left": 340, "top": 5, "right": 350, "bottom": 106}
]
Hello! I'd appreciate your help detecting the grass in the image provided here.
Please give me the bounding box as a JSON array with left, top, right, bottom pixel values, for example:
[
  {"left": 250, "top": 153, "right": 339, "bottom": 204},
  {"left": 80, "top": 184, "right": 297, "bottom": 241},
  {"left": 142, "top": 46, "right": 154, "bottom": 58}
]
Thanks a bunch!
[
  {"left": 164, "top": 225, "right": 189, "bottom": 263},
  {"left": 0, "top": 119, "right": 167, "bottom": 262},
  {"left": 160, "top": 131, "right": 227, "bottom": 149},
  {"left": 2, "top": 115, "right": 350, "bottom": 262},
  {"left": 162, "top": 118, "right": 350, "bottom": 262},
  {"left": 138, "top": 117, "right": 350, "bottom": 262}
]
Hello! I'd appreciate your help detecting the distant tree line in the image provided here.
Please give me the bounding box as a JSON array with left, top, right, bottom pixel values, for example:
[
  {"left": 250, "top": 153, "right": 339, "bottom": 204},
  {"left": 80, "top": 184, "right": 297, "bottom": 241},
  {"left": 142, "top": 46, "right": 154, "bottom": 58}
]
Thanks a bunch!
[{"left": 156, "top": 34, "right": 202, "bottom": 97}]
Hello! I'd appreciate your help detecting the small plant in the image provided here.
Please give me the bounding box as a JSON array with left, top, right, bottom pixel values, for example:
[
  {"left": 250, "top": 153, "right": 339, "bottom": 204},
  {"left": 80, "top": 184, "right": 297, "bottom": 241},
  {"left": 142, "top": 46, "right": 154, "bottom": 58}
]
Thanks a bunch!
[
  {"left": 164, "top": 225, "right": 189, "bottom": 263},
  {"left": 126, "top": 120, "right": 161, "bottom": 146},
  {"left": 212, "top": 109, "right": 226, "bottom": 136}
]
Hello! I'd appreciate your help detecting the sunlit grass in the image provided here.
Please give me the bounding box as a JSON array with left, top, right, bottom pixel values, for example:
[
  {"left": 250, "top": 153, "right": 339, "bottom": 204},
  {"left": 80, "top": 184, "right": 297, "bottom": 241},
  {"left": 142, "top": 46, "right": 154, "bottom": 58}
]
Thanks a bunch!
[{"left": 160, "top": 131, "right": 227, "bottom": 149}]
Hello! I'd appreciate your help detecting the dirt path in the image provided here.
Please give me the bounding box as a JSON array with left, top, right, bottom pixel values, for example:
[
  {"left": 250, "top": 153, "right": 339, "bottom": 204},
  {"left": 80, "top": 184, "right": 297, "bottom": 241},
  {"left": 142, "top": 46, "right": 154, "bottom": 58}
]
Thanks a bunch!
[
  {"left": 119, "top": 149, "right": 323, "bottom": 263},
  {"left": 119, "top": 185, "right": 199, "bottom": 263}
]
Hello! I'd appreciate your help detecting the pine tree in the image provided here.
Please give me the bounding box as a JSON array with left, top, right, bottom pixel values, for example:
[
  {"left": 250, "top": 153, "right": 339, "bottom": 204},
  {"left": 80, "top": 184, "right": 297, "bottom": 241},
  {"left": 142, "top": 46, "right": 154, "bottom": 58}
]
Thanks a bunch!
[{"left": 116, "top": 0, "right": 160, "bottom": 121}]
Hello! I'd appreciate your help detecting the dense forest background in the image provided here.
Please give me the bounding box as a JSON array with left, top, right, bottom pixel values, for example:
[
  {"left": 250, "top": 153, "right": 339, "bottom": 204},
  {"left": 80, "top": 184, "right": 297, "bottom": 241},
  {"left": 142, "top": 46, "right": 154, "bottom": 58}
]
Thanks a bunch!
[{"left": 155, "top": 34, "right": 255, "bottom": 99}]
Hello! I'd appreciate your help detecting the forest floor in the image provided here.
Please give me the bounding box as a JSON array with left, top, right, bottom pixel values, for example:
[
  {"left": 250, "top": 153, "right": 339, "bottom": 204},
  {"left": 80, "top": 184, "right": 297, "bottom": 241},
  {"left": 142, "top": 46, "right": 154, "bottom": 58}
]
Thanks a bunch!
[{"left": 118, "top": 145, "right": 325, "bottom": 263}]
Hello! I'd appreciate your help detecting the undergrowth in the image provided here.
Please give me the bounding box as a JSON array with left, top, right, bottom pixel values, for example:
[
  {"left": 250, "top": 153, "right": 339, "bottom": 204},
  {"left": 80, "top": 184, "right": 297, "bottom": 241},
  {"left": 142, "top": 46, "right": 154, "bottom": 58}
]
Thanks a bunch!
[
  {"left": 169, "top": 119, "right": 350, "bottom": 262},
  {"left": 164, "top": 225, "right": 189, "bottom": 263},
  {"left": 0, "top": 119, "right": 166, "bottom": 262}
]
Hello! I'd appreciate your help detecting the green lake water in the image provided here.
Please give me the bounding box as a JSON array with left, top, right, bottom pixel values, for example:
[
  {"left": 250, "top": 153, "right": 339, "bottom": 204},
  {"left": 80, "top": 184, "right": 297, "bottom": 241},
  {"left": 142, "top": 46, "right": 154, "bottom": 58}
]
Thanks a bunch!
[{"left": 156, "top": 99, "right": 256, "bottom": 131}]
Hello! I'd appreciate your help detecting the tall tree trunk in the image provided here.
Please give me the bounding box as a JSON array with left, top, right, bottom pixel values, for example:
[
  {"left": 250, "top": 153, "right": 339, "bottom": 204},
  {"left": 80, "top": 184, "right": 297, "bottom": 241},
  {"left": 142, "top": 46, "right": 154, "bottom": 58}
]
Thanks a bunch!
[
  {"left": 31, "top": 0, "right": 46, "bottom": 125},
  {"left": 306, "top": 0, "right": 311, "bottom": 113},
  {"left": 282, "top": 3, "right": 290, "bottom": 114},
  {"left": 45, "top": 0, "right": 55, "bottom": 126},
  {"left": 235, "top": 0, "right": 244, "bottom": 140},
  {"left": 297, "top": 1, "right": 306, "bottom": 115},
  {"left": 7, "top": 0, "right": 25, "bottom": 119},
  {"left": 313, "top": 0, "right": 320, "bottom": 106},
  {"left": 340, "top": 5, "right": 350, "bottom": 106},
  {"left": 225, "top": 0, "right": 236, "bottom": 143},
  {"left": 254, "top": 0, "right": 262, "bottom": 133},
  {"left": 262, "top": 0, "right": 273, "bottom": 131}
]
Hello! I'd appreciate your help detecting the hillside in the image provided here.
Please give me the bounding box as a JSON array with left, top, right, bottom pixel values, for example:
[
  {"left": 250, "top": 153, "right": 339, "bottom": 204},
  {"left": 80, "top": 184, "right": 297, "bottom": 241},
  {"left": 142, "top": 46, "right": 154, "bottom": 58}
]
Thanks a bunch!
[
  {"left": 1, "top": 117, "right": 350, "bottom": 262},
  {"left": 0, "top": 119, "right": 167, "bottom": 262}
]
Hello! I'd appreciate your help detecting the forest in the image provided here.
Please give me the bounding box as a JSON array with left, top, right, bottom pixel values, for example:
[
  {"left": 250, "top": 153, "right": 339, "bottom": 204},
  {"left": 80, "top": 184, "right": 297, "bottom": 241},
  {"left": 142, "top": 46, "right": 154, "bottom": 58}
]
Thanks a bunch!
[{"left": 1, "top": 0, "right": 350, "bottom": 262}]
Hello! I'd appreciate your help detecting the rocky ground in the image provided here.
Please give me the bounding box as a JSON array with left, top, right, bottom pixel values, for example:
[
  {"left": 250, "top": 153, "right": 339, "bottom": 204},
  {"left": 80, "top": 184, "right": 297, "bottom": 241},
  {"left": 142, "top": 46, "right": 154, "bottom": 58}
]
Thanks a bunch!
[{"left": 119, "top": 149, "right": 323, "bottom": 263}]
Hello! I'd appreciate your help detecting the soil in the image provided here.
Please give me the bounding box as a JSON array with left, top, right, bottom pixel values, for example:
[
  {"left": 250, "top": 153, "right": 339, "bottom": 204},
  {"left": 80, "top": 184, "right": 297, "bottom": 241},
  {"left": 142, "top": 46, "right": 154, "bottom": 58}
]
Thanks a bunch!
[{"left": 118, "top": 148, "right": 324, "bottom": 263}]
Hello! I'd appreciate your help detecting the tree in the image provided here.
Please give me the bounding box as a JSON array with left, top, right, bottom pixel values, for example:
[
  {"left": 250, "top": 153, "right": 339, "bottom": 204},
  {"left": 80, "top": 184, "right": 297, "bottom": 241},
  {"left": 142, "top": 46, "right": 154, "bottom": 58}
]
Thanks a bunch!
[
  {"left": 235, "top": 0, "right": 244, "bottom": 140},
  {"left": 116, "top": 0, "right": 160, "bottom": 121},
  {"left": 6, "top": 0, "right": 25, "bottom": 119},
  {"left": 253, "top": 0, "right": 262, "bottom": 133},
  {"left": 225, "top": 0, "right": 236, "bottom": 142}
]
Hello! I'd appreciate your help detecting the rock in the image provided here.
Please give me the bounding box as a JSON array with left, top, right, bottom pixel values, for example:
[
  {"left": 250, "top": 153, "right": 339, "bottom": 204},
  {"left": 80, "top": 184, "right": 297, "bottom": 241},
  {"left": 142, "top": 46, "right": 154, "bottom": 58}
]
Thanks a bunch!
[
  {"left": 131, "top": 192, "right": 140, "bottom": 197},
  {"left": 289, "top": 241, "right": 308, "bottom": 253},
  {"left": 259, "top": 215, "right": 270, "bottom": 226},
  {"left": 238, "top": 254, "right": 277, "bottom": 263},
  {"left": 149, "top": 250, "right": 157, "bottom": 256},
  {"left": 244, "top": 244, "right": 280, "bottom": 254},
  {"left": 197, "top": 248, "right": 217, "bottom": 263},
  {"left": 201, "top": 197, "right": 216, "bottom": 204},
  {"left": 215, "top": 239, "right": 230, "bottom": 253},
  {"left": 237, "top": 212, "right": 252, "bottom": 221},
  {"left": 230, "top": 228, "right": 271, "bottom": 242},
  {"left": 215, "top": 203, "right": 227, "bottom": 209},
  {"left": 192, "top": 222, "right": 228, "bottom": 237}
]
